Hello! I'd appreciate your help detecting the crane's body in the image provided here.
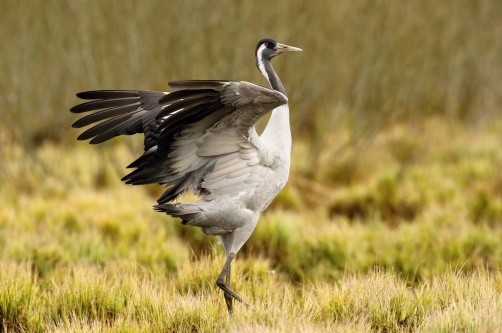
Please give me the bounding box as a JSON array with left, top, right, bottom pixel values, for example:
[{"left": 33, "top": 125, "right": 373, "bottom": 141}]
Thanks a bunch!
[{"left": 70, "top": 39, "right": 302, "bottom": 315}]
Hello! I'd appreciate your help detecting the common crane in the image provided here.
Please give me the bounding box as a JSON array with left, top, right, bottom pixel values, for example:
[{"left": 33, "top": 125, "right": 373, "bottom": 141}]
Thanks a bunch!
[{"left": 70, "top": 38, "right": 302, "bottom": 315}]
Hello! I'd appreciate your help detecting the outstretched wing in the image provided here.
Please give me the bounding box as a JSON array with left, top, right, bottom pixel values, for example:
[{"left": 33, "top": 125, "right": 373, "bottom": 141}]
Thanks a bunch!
[
  {"left": 70, "top": 90, "right": 167, "bottom": 150},
  {"left": 70, "top": 80, "right": 287, "bottom": 204}
]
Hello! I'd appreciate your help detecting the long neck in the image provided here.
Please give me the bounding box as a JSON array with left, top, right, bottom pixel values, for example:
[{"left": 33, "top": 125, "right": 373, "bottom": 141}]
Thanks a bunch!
[
  {"left": 256, "top": 57, "right": 287, "bottom": 95},
  {"left": 256, "top": 56, "right": 292, "bottom": 154}
]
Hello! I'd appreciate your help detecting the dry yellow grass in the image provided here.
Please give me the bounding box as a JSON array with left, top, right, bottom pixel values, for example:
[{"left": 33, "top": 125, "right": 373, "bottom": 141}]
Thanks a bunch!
[
  {"left": 1, "top": 118, "right": 502, "bottom": 331},
  {"left": 2, "top": 260, "right": 502, "bottom": 332}
]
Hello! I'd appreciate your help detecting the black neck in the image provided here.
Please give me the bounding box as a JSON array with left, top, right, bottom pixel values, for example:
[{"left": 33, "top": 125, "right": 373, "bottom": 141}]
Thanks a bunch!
[{"left": 256, "top": 57, "right": 287, "bottom": 96}]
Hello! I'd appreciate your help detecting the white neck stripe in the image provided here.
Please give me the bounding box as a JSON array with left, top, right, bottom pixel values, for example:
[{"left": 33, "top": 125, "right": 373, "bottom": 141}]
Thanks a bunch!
[{"left": 256, "top": 44, "right": 270, "bottom": 84}]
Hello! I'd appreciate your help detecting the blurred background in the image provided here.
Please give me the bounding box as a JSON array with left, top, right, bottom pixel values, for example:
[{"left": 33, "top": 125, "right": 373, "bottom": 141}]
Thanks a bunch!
[
  {"left": 1, "top": 0, "right": 502, "bottom": 281},
  {"left": 3, "top": 0, "right": 502, "bottom": 147}
]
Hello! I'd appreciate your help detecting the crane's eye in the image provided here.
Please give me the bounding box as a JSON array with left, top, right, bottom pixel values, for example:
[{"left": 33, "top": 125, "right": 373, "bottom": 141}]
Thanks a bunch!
[{"left": 264, "top": 43, "right": 269, "bottom": 46}]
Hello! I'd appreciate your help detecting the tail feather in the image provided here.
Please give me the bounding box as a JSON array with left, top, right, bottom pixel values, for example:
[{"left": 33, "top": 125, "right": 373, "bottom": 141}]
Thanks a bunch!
[{"left": 154, "top": 203, "right": 202, "bottom": 225}]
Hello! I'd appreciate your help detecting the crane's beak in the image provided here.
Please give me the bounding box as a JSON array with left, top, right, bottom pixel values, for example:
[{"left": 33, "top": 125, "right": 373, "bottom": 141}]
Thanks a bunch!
[{"left": 274, "top": 43, "right": 303, "bottom": 55}]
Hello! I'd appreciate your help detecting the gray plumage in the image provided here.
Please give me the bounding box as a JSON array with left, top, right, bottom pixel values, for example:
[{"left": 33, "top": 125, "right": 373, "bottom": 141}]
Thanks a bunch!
[{"left": 70, "top": 38, "right": 302, "bottom": 315}]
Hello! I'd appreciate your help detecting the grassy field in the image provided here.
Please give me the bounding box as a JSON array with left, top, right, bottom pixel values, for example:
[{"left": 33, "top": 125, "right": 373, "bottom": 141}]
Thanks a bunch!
[
  {"left": 2, "top": 118, "right": 502, "bottom": 332},
  {"left": 2, "top": 0, "right": 502, "bottom": 332}
]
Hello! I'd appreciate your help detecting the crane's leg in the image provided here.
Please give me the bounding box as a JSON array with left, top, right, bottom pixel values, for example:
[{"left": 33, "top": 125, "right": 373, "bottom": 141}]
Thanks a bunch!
[
  {"left": 223, "top": 263, "right": 233, "bottom": 314},
  {"left": 216, "top": 252, "right": 249, "bottom": 315}
]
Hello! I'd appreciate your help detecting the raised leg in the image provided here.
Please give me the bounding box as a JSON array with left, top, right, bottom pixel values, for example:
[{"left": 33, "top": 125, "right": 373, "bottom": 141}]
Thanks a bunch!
[{"left": 216, "top": 252, "right": 249, "bottom": 315}]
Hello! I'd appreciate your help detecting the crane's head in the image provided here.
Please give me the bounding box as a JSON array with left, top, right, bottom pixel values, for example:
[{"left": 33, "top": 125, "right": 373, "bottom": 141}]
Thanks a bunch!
[
  {"left": 255, "top": 38, "right": 302, "bottom": 95},
  {"left": 255, "top": 38, "right": 302, "bottom": 62}
]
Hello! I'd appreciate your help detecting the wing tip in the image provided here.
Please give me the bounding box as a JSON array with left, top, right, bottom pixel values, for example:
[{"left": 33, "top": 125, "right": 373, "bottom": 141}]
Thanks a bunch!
[
  {"left": 69, "top": 106, "right": 80, "bottom": 114},
  {"left": 75, "top": 90, "right": 139, "bottom": 100},
  {"left": 76, "top": 91, "right": 88, "bottom": 99}
]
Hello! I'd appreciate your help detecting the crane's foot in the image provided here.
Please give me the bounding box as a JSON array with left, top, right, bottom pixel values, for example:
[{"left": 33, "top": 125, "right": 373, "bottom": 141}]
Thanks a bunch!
[
  {"left": 224, "top": 291, "right": 233, "bottom": 315},
  {"left": 216, "top": 252, "right": 250, "bottom": 315},
  {"left": 216, "top": 277, "right": 249, "bottom": 307}
]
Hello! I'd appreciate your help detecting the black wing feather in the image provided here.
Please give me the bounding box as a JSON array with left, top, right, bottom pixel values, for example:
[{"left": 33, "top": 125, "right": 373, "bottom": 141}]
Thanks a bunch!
[
  {"left": 71, "top": 90, "right": 166, "bottom": 144},
  {"left": 70, "top": 97, "right": 140, "bottom": 114},
  {"left": 72, "top": 102, "right": 141, "bottom": 128},
  {"left": 76, "top": 90, "right": 139, "bottom": 100},
  {"left": 78, "top": 111, "right": 139, "bottom": 142}
]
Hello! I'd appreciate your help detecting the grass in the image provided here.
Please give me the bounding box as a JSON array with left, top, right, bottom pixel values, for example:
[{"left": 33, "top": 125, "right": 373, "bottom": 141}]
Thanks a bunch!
[
  {"left": 2, "top": 261, "right": 502, "bottom": 332},
  {"left": 1, "top": 118, "right": 502, "bottom": 332}
]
